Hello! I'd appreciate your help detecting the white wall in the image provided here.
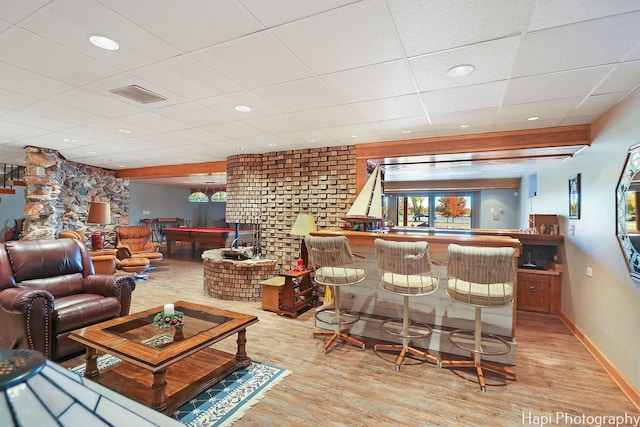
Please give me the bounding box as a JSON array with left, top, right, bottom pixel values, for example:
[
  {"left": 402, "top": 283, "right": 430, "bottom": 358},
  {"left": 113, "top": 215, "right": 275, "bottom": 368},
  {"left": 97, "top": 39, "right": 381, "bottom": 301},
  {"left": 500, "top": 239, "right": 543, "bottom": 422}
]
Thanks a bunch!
[
  {"left": 521, "top": 89, "right": 640, "bottom": 392},
  {"left": 479, "top": 189, "right": 520, "bottom": 229}
]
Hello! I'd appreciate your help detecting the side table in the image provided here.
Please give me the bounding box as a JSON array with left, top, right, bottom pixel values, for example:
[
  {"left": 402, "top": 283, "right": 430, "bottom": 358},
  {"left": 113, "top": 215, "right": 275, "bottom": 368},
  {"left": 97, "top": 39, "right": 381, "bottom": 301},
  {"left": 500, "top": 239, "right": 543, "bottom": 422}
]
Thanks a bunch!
[{"left": 277, "top": 268, "right": 314, "bottom": 319}]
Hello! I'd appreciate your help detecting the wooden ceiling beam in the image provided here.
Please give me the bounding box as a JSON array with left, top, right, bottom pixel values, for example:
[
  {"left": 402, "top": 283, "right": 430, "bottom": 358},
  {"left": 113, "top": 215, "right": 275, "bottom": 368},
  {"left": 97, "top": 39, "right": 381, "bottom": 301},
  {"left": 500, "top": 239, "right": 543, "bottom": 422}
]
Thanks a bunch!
[
  {"left": 356, "top": 124, "right": 591, "bottom": 159},
  {"left": 116, "top": 161, "right": 226, "bottom": 179}
]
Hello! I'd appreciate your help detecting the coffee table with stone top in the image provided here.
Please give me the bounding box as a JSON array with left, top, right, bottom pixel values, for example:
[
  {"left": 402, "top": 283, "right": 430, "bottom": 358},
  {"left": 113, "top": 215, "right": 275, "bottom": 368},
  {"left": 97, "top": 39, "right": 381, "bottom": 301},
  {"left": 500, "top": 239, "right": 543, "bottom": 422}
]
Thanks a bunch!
[{"left": 69, "top": 300, "right": 259, "bottom": 415}]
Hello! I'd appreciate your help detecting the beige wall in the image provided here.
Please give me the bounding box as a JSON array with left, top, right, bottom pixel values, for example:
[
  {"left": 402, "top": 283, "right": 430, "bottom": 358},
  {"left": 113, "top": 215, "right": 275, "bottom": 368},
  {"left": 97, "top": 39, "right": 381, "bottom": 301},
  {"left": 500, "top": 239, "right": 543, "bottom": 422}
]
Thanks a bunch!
[{"left": 522, "top": 89, "right": 640, "bottom": 392}]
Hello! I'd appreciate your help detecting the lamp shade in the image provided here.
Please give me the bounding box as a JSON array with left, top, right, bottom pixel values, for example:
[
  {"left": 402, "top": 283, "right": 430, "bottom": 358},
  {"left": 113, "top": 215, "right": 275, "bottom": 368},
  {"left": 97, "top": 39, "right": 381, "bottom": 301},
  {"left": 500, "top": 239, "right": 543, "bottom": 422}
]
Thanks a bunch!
[
  {"left": 0, "top": 349, "right": 181, "bottom": 426},
  {"left": 188, "top": 191, "right": 208, "bottom": 202},
  {"left": 290, "top": 214, "right": 317, "bottom": 236},
  {"left": 87, "top": 202, "right": 110, "bottom": 225}
]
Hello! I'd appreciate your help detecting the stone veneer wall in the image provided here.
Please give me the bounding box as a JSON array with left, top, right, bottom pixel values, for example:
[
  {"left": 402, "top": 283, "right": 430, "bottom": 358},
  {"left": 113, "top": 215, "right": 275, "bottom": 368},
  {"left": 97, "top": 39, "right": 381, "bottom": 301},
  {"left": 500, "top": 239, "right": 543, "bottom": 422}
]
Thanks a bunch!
[
  {"left": 22, "top": 146, "right": 129, "bottom": 247},
  {"left": 226, "top": 146, "right": 357, "bottom": 268}
]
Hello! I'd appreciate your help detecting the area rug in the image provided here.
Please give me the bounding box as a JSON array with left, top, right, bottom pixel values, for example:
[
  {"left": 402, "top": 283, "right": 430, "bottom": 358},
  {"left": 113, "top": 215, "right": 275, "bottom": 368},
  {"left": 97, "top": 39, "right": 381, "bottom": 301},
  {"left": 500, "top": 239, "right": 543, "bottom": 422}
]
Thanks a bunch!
[{"left": 71, "top": 354, "right": 290, "bottom": 426}]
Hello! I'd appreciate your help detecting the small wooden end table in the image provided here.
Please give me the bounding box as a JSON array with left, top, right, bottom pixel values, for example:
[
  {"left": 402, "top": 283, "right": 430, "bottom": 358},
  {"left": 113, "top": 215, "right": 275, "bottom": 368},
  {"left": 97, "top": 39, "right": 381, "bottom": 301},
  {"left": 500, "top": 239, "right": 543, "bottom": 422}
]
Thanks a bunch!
[{"left": 277, "top": 268, "right": 314, "bottom": 319}]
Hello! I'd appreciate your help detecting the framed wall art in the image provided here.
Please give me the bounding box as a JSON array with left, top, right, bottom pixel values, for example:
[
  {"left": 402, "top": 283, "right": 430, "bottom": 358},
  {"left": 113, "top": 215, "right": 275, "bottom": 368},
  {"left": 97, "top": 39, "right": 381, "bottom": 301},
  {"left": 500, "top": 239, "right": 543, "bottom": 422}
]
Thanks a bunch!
[{"left": 569, "top": 173, "right": 581, "bottom": 219}]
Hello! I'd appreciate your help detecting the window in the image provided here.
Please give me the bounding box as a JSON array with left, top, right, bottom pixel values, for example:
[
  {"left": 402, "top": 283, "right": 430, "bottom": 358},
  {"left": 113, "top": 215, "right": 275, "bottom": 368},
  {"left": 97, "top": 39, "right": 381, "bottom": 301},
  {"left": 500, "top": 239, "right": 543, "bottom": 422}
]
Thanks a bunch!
[{"left": 393, "top": 193, "right": 475, "bottom": 229}]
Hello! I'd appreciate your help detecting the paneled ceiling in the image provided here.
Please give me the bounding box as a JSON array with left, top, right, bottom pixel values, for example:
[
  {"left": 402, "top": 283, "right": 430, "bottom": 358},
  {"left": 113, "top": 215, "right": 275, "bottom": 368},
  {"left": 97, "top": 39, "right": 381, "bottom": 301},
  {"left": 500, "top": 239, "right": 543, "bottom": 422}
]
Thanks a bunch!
[{"left": 1, "top": 1, "right": 639, "bottom": 187}]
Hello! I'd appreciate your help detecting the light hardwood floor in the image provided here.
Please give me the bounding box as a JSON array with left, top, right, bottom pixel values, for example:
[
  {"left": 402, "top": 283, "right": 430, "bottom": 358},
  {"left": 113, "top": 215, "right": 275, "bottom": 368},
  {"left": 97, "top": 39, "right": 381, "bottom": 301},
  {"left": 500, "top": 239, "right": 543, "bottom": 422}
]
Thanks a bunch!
[{"left": 62, "top": 248, "right": 639, "bottom": 426}]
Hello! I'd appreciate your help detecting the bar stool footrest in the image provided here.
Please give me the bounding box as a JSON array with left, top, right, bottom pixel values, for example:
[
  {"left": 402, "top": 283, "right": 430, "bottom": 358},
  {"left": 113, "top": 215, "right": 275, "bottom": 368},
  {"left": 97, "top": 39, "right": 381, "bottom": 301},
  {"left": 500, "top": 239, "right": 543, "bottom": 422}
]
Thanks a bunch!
[
  {"left": 448, "top": 329, "right": 511, "bottom": 356},
  {"left": 315, "top": 308, "right": 360, "bottom": 326},
  {"left": 381, "top": 318, "right": 433, "bottom": 339}
]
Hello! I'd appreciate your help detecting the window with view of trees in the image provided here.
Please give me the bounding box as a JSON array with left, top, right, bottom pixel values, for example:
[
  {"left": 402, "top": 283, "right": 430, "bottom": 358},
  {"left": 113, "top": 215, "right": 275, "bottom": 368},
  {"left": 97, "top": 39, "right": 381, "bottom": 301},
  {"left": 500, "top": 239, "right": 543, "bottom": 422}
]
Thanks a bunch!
[{"left": 393, "top": 193, "right": 474, "bottom": 228}]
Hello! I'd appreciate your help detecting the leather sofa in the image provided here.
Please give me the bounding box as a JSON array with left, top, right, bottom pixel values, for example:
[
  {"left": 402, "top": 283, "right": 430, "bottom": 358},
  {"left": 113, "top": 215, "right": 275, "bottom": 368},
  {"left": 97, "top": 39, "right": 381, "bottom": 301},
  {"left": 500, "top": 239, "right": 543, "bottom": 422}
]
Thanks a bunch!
[{"left": 0, "top": 239, "right": 136, "bottom": 361}]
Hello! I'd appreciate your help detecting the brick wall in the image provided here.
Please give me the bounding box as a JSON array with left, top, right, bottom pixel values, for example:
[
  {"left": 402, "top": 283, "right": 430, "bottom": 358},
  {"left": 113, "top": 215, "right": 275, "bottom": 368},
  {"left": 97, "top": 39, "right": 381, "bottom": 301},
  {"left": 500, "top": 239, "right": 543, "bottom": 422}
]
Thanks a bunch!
[
  {"left": 226, "top": 146, "right": 357, "bottom": 269},
  {"left": 203, "top": 256, "right": 278, "bottom": 301}
]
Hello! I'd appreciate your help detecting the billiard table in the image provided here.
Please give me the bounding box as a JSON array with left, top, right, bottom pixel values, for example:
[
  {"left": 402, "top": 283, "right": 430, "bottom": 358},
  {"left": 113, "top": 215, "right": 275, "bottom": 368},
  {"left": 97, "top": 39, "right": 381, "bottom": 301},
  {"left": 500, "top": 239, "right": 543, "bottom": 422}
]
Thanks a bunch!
[{"left": 161, "top": 227, "right": 254, "bottom": 256}]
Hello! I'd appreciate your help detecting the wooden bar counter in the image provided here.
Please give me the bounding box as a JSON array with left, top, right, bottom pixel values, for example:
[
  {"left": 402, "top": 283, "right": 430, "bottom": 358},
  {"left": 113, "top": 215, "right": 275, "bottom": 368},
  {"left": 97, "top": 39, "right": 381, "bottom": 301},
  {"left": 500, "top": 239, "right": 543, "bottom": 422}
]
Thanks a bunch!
[{"left": 310, "top": 228, "right": 523, "bottom": 365}]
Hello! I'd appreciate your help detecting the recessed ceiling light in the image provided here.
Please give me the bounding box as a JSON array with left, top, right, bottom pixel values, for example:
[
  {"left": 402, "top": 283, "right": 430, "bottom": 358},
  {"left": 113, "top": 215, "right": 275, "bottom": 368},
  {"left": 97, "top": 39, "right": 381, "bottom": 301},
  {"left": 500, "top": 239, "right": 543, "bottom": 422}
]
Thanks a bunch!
[
  {"left": 267, "top": 143, "right": 277, "bottom": 147},
  {"left": 447, "top": 64, "right": 475, "bottom": 78},
  {"left": 305, "top": 139, "right": 316, "bottom": 143},
  {"left": 89, "top": 35, "right": 119, "bottom": 51},
  {"left": 86, "top": 151, "right": 96, "bottom": 155},
  {"left": 460, "top": 124, "right": 470, "bottom": 128},
  {"left": 188, "top": 152, "right": 197, "bottom": 156},
  {"left": 117, "top": 128, "right": 131, "bottom": 134},
  {"left": 63, "top": 138, "right": 77, "bottom": 143},
  {"left": 235, "top": 147, "right": 244, "bottom": 151},
  {"left": 527, "top": 116, "right": 540, "bottom": 121},
  {"left": 234, "top": 105, "right": 252, "bottom": 113},
  {"left": 118, "top": 165, "right": 126, "bottom": 168},
  {"left": 351, "top": 134, "right": 358, "bottom": 138},
  {"left": 402, "top": 129, "right": 412, "bottom": 134}
]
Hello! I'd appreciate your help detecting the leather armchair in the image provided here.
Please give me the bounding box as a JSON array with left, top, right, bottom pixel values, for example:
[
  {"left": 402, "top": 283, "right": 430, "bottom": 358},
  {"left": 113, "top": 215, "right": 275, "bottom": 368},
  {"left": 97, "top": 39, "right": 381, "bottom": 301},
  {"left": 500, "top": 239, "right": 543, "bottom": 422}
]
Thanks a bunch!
[
  {"left": 58, "top": 230, "right": 118, "bottom": 274},
  {"left": 0, "top": 239, "right": 136, "bottom": 361},
  {"left": 116, "top": 226, "right": 163, "bottom": 265}
]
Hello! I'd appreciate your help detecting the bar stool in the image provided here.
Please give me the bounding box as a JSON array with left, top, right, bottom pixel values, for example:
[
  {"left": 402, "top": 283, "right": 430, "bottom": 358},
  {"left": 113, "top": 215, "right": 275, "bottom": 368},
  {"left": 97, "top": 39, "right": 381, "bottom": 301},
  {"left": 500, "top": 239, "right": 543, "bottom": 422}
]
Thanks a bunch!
[
  {"left": 440, "top": 244, "right": 516, "bottom": 391},
  {"left": 373, "top": 239, "right": 439, "bottom": 371},
  {"left": 305, "top": 235, "right": 367, "bottom": 354}
]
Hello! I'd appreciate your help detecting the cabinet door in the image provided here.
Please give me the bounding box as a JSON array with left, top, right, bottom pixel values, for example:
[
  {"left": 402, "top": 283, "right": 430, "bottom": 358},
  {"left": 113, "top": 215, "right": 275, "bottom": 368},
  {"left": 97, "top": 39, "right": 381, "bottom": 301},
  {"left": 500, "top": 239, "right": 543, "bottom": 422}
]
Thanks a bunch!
[{"left": 517, "top": 272, "right": 551, "bottom": 313}]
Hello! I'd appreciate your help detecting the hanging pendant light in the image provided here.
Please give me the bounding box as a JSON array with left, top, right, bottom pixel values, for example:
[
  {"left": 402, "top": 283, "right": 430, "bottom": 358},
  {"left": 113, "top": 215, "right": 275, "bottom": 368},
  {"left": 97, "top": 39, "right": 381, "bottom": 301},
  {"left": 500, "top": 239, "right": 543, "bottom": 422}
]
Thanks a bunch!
[
  {"left": 211, "top": 191, "right": 227, "bottom": 202},
  {"left": 188, "top": 183, "right": 208, "bottom": 203}
]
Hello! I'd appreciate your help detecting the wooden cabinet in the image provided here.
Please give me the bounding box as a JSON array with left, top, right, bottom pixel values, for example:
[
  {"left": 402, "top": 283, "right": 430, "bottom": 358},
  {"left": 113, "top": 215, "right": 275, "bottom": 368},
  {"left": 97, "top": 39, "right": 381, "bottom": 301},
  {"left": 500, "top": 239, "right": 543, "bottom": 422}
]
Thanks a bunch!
[
  {"left": 517, "top": 271, "right": 561, "bottom": 315},
  {"left": 277, "top": 269, "right": 314, "bottom": 319}
]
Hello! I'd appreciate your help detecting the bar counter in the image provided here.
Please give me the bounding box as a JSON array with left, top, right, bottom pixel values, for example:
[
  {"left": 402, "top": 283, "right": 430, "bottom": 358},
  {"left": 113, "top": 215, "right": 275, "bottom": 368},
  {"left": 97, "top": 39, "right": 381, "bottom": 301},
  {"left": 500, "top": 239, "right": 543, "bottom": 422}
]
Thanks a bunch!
[{"left": 310, "top": 228, "right": 524, "bottom": 365}]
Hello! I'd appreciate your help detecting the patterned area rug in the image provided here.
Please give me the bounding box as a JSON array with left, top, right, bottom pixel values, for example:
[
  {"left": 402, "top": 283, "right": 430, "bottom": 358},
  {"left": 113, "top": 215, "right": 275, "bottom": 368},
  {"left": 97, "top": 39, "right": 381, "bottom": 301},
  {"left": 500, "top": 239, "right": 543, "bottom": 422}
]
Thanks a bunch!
[{"left": 71, "top": 353, "right": 290, "bottom": 426}]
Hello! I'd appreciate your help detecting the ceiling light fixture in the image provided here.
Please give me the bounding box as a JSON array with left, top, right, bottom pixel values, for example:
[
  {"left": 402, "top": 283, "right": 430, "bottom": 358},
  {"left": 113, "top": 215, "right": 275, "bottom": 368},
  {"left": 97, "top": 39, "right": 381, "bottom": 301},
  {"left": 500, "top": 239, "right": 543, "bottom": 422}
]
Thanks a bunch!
[
  {"left": 527, "top": 116, "right": 540, "bottom": 121},
  {"left": 402, "top": 130, "right": 412, "bottom": 134},
  {"left": 447, "top": 64, "right": 475, "bottom": 78},
  {"left": 234, "top": 105, "right": 252, "bottom": 113},
  {"left": 235, "top": 147, "right": 244, "bottom": 151},
  {"left": 117, "top": 128, "right": 131, "bottom": 134},
  {"left": 306, "top": 139, "right": 316, "bottom": 143},
  {"left": 460, "top": 124, "right": 470, "bottom": 128},
  {"left": 89, "top": 35, "right": 120, "bottom": 51}
]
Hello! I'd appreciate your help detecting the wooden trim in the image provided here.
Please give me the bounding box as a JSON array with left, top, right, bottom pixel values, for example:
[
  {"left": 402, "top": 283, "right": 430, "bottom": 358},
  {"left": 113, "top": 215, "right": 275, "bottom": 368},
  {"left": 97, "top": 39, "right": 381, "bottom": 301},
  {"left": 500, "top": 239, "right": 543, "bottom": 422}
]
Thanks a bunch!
[
  {"left": 356, "top": 124, "right": 591, "bottom": 159},
  {"left": 116, "top": 161, "right": 227, "bottom": 179},
  {"left": 0, "top": 188, "right": 16, "bottom": 194},
  {"left": 384, "top": 178, "right": 521, "bottom": 191},
  {"left": 560, "top": 311, "right": 640, "bottom": 411}
]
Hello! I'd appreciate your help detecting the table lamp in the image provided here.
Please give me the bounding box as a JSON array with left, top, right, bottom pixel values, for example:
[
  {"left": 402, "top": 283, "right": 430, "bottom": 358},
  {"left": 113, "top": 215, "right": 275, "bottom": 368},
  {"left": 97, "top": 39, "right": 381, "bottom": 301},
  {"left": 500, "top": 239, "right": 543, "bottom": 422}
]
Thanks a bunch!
[
  {"left": 87, "top": 201, "right": 110, "bottom": 250},
  {"left": 290, "top": 214, "right": 317, "bottom": 270}
]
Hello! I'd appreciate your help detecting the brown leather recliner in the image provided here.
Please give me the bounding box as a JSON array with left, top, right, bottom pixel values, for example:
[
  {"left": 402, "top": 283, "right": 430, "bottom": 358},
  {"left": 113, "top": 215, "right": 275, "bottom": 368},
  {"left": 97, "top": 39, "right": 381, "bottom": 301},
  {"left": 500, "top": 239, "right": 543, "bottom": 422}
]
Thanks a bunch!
[
  {"left": 58, "top": 230, "right": 118, "bottom": 274},
  {"left": 0, "top": 239, "right": 136, "bottom": 361},
  {"left": 116, "top": 226, "right": 164, "bottom": 265}
]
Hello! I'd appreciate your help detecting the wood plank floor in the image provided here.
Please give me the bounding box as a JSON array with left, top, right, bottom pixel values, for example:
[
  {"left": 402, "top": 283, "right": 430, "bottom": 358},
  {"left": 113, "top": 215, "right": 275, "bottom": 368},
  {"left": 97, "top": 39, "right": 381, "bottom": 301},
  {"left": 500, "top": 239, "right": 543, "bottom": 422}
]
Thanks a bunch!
[{"left": 62, "top": 248, "right": 639, "bottom": 426}]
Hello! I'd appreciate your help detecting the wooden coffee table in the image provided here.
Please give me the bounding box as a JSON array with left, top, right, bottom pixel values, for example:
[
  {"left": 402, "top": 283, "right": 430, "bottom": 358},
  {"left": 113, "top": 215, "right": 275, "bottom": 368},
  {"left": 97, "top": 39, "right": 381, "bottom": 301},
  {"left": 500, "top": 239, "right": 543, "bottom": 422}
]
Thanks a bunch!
[{"left": 69, "top": 301, "right": 259, "bottom": 415}]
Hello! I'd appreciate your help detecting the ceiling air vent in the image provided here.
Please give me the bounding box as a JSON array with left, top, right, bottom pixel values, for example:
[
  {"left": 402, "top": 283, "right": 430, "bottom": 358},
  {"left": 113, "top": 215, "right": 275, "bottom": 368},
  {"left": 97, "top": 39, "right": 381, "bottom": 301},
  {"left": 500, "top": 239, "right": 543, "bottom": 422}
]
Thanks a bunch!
[{"left": 109, "top": 85, "right": 167, "bottom": 104}]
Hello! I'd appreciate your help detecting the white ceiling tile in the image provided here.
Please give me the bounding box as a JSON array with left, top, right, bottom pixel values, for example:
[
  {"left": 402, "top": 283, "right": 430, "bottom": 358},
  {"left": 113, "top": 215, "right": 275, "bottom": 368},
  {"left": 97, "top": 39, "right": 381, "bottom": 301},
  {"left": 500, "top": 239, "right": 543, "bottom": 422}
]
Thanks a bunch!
[
  {"left": 559, "top": 114, "right": 601, "bottom": 126},
  {"left": 293, "top": 105, "right": 364, "bottom": 128},
  {"left": 369, "top": 116, "right": 434, "bottom": 134},
  {"left": 245, "top": 114, "right": 312, "bottom": 134},
  {"left": 503, "top": 66, "right": 613, "bottom": 105},
  {"left": 21, "top": 0, "right": 181, "bottom": 71},
  {"left": 0, "top": 0, "right": 51, "bottom": 24},
  {"left": 0, "top": 19, "right": 10, "bottom": 34},
  {"left": 571, "top": 93, "right": 626, "bottom": 117},
  {"left": 320, "top": 123, "right": 381, "bottom": 142},
  {"left": 85, "top": 119, "right": 155, "bottom": 138},
  {"left": 411, "top": 37, "right": 519, "bottom": 92},
  {"left": 496, "top": 98, "right": 582, "bottom": 124},
  {"left": 202, "top": 121, "right": 263, "bottom": 139},
  {"left": 271, "top": 1, "right": 403, "bottom": 74},
  {"left": 199, "top": 92, "right": 282, "bottom": 119},
  {"left": 130, "top": 56, "right": 242, "bottom": 101},
  {"left": 239, "top": 0, "right": 359, "bottom": 27},
  {"left": 422, "top": 81, "right": 506, "bottom": 115},
  {"left": 388, "top": 0, "right": 529, "bottom": 57},
  {"left": 235, "top": 134, "right": 289, "bottom": 151},
  {"left": 154, "top": 102, "right": 233, "bottom": 128},
  {"left": 23, "top": 100, "right": 105, "bottom": 125},
  {"left": 431, "top": 108, "right": 499, "bottom": 130},
  {"left": 1, "top": 111, "right": 74, "bottom": 132},
  {"left": 167, "top": 128, "right": 227, "bottom": 144},
  {"left": 0, "top": 28, "right": 119, "bottom": 85},
  {"left": 48, "top": 89, "right": 144, "bottom": 119},
  {"left": 321, "top": 60, "right": 415, "bottom": 103},
  {"left": 594, "top": 60, "right": 640, "bottom": 95},
  {"left": 274, "top": 129, "right": 334, "bottom": 145},
  {"left": 99, "top": 0, "right": 264, "bottom": 52},
  {"left": 350, "top": 94, "right": 425, "bottom": 122},
  {"left": 118, "top": 111, "right": 190, "bottom": 133},
  {"left": 0, "top": 88, "right": 38, "bottom": 110},
  {"left": 528, "top": 0, "right": 640, "bottom": 31},
  {"left": 0, "top": 61, "right": 73, "bottom": 98},
  {"left": 192, "top": 31, "right": 313, "bottom": 89},
  {"left": 253, "top": 78, "right": 344, "bottom": 112},
  {"left": 82, "top": 73, "right": 188, "bottom": 108},
  {"left": 56, "top": 126, "right": 124, "bottom": 143},
  {"left": 512, "top": 12, "right": 640, "bottom": 77}
]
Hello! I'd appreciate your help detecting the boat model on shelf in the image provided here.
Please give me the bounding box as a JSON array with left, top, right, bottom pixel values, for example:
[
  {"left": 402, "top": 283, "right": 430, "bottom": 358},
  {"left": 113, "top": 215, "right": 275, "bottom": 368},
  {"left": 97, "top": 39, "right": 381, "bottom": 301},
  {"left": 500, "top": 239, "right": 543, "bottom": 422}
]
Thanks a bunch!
[{"left": 342, "top": 164, "right": 383, "bottom": 224}]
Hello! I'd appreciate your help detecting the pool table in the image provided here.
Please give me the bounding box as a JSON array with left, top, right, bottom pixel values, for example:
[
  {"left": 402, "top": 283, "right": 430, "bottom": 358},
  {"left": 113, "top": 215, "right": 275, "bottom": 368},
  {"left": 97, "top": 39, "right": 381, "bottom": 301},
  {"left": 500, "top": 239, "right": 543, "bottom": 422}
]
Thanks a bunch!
[{"left": 162, "top": 227, "right": 254, "bottom": 256}]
